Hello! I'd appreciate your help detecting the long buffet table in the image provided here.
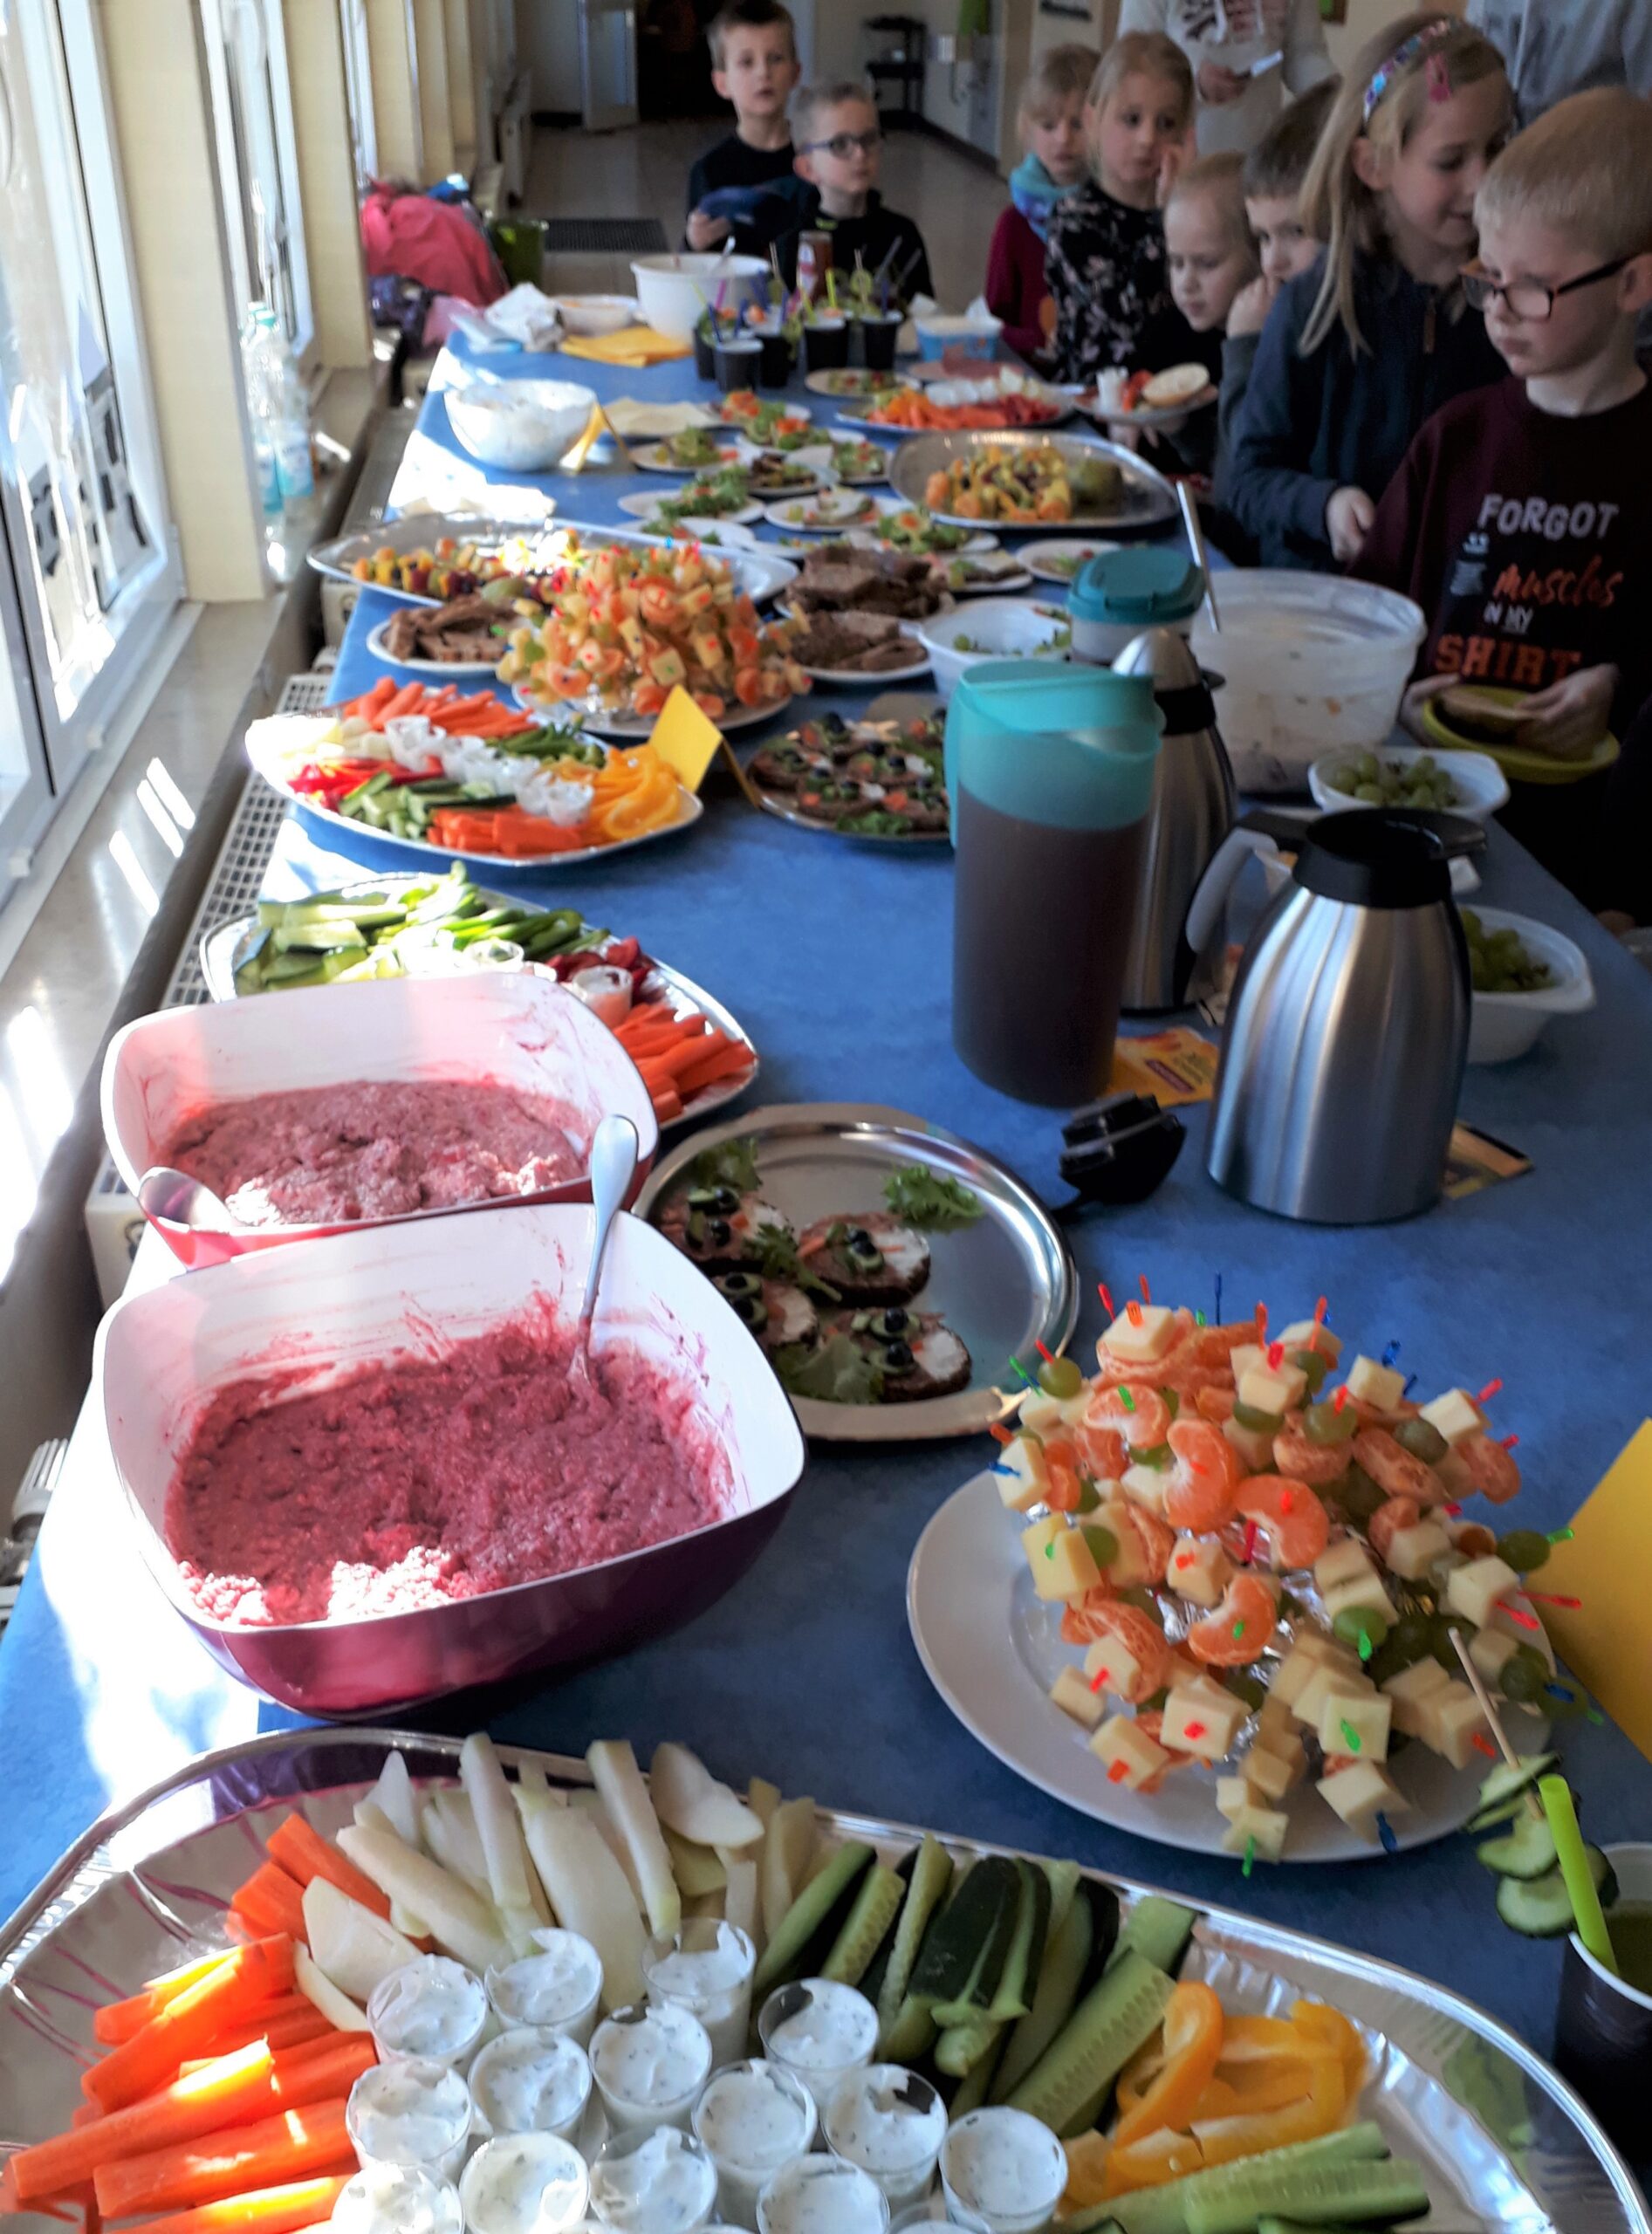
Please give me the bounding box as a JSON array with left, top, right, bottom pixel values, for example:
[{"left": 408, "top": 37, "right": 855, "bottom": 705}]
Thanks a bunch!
[{"left": 5, "top": 339, "right": 1652, "bottom": 2068}]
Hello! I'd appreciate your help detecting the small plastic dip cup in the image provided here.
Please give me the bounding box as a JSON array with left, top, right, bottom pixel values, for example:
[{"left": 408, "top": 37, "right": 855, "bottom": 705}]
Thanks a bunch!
[
  {"left": 331, "top": 2165, "right": 464, "bottom": 2234},
  {"left": 487, "top": 1930, "right": 605, "bottom": 2047},
  {"left": 468, "top": 2024, "right": 593, "bottom": 2141},
  {"left": 458, "top": 2135, "right": 591, "bottom": 2234},
  {"left": 757, "top": 1979, "right": 878, "bottom": 2112},
  {"left": 756, "top": 2156, "right": 889, "bottom": 2234},
  {"left": 693, "top": 2059, "right": 818, "bottom": 2229},
  {"left": 939, "top": 2108, "right": 1066, "bottom": 2234},
  {"left": 824, "top": 2065, "right": 947, "bottom": 2207},
  {"left": 588, "top": 2127, "right": 721, "bottom": 2234},
  {"left": 369, "top": 1956, "right": 491, "bottom": 2068},
  {"left": 591, "top": 2001, "right": 716, "bottom": 2134},
  {"left": 347, "top": 2058, "right": 473, "bottom": 2182},
  {"left": 644, "top": 1921, "right": 757, "bottom": 2068}
]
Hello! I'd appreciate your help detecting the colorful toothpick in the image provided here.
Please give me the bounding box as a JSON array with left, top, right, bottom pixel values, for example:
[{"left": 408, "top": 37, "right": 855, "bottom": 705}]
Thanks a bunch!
[
  {"left": 1098, "top": 1281, "right": 1115, "bottom": 1318},
  {"left": 1340, "top": 1719, "right": 1362, "bottom": 1753},
  {"left": 1139, "top": 1275, "right": 1152, "bottom": 1305},
  {"left": 1242, "top": 1834, "right": 1256, "bottom": 1880},
  {"left": 1477, "top": 1377, "right": 1504, "bottom": 1405},
  {"left": 1376, "top": 1811, "right": 1398, "bottom": 1855},
  {"left": 1548, "top": 1525, "right": 1575, "bottom": 1545},
  {"left": 1036, "top": 1340, "right": 1054, "bottom": 1363}
]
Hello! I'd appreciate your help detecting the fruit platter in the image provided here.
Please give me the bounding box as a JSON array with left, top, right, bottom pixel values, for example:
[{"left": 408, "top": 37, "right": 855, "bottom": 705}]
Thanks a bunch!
[
  {"left": 840, "top": 369, "right": 1071, "bottom": 435},
  {"left": 195, "top": 868, "right": 758, "bottom": 1132},
  {"left": 889, "top": 432, "right": 1179, "bottom": 533},
  {"left": 3, "top": 1724, "right": 1643, "bottom": 2234},
  {"left": 910, "top": 1296, "right": 1576, "bottom": 1862},
  {"left": 245, "top": 682, "right": 703, "bottom": 872}
]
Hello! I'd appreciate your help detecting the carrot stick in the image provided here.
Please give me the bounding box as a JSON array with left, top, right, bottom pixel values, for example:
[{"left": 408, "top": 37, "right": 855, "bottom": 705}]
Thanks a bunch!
[
  {"left": 185, "top": 2004, "right": 332, "bottom": 2063},
  {"left": 264, "top": 1817, "right": 390, "bottom": 1920},
  {"left": 229, "top": 1866, "right": 307, "bottom": 1946},
  {"left": 15, "top": 2046, "right": 278, "bottom": 2201},
  {"left": 675, "top": 1043, "right": 753, "bottom": 1095},
  {"left": 93, "top": 1953, "right": 236, "bottom": 2046},
  {"left": 84, "top": 1939, "right": 295, "bottom": 2114},
  {"left": 380, "top": 682, "right": 426, "bottom": 722},
  {"left": 128, "top": 2173, "right": 353, "bottom": 2234},
  {"left": 93, "top": 2102, "right": 353, "bottom": 2220},
  {"left": 651, "top": 1087, "right": 684, "bottom": 1122}
]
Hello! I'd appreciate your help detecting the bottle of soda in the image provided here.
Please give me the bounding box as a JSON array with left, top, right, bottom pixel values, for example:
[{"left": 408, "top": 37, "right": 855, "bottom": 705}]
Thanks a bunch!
[{"left": 796, "top": 230, "right": 832, "bottom": 304}]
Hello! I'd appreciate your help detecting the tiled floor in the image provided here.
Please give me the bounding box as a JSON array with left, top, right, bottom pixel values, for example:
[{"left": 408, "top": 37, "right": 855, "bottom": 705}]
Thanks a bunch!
[{"left": 523, "top": 114, "right": 1008, "bottom": 312}]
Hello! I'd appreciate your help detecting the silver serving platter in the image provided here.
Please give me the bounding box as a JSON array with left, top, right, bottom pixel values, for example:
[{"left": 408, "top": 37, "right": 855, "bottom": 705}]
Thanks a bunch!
[
  {"left": 308, "top": 513, "right": 799, "bottom": 608},
  {"left": 888, "top": 429, "right": 1179, "bottom": 534},
  {"left": 635, "top": 1101, "right": 1078, "bottom": 1442},
  {"left": 197, "top": 887, "right": 759, "bottom": 1134},
  {"left": 1, "top": 1728, "right": 1644, "bottom": 2234}
]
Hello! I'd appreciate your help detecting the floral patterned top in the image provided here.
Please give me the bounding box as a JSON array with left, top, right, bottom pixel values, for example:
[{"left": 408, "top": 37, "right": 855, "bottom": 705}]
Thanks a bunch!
[{"left": 1044, "top": 181, "right": 1172, "bottom": 387}]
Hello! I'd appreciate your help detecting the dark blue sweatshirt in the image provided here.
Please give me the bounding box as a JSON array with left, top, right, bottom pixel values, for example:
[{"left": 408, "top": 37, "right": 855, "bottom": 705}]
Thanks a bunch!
[{"left": 1226, "top": 250, "right": 1506, "bottom": 570}]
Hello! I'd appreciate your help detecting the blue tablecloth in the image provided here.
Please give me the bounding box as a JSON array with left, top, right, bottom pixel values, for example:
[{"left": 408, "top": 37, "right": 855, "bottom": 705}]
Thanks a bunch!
[{"left": 6, "top": 342, "right": 1652, "bottom": 2069}]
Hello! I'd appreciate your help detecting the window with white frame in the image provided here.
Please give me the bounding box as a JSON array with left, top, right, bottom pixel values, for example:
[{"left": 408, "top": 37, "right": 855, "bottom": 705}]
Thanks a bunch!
[
  {"left": 340, "top": 0, "right": 378, "bottom": 191},
  {"left": 0, "top": 0, "right": 181, "bottom": 903},
  {"left": 199, "top": 0, "right": 314, "bottom": 361}
]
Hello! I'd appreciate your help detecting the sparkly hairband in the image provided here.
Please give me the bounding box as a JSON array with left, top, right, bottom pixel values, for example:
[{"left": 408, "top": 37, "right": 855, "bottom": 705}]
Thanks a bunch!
[{"left": 1361, "top": 17, "right": 1457, "bottom": 125}]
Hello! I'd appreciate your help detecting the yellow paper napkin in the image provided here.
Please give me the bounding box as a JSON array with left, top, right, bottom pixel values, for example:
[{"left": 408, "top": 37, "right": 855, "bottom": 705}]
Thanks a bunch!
[
  {"left": 1538, "top": 1421, "right": 1652, "bottom": 1761},
  {"left": 647, "top": 686, "right": 725, "bottom": 791},
  {"left": 561, "top": 326, "right": 691, "bottom": 367}
]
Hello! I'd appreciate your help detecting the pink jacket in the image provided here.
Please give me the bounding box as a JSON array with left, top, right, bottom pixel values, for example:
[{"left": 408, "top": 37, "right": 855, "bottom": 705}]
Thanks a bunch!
[{"left": 360, "top": 188, "right": 505, "bottom": 306}]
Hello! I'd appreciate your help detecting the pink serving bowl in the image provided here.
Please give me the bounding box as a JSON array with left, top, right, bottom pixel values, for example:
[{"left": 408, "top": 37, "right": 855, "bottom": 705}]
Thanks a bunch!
[
  {"left": 100, "top": 970, "right": 659, "bottom": 1266},
  {"left": 96, "top": 1202, "right": 807, "bottom": 1716}
]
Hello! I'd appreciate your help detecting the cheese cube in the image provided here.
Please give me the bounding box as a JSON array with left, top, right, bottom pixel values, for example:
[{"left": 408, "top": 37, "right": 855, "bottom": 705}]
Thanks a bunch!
[
  {"left": 1121, "top": 1462, "right": 1169, "bottom": 1517},
  {"left": 996, "top": 1436, "right": 1051, "bottom": 1514},
  {"left": 1024, "top": 1517, "right": 1101, "bottom": 1602},
  {"left": 1279, "top": 1319, "right": 1343, "bottom": 1365},
  {"left": 1315, "top": 1539, "right": 1379, "bottom": 1595},
  {"left": 1221, "top": 1804, "right": 1290, "bottom": 1862},
  {"left": 1418, "top": 1388, "right": 1484, "bottom": 1447},
  {"left": 1269, "top": 1643, "right": 1339, "bottom": 1710},
  {"left": 1297, "top": 1628, "right": 1361, "bottom": 1669},
  {"left": 1162, "top": 1682, "right": 1246, "bottom": 1762},
  {"left": 1421, "top": 1682, "right": 1492, "bottom": 1769},
  {"left": 1168, "top": 1535, "right": 1232, "bottom": 1609},
  {"left": 1083, "top": 1633, "right": 1145, "bottom": 1701},
  {"left": 1100, "top": 1305, "right": 1176, "bottom": 1365},
  {"left": 1223, "top": 1415, "right": 1276, "bottom": 1474},
  {"left": 1241, "top": 1744, "right": 1299, "bottom": 1802},
  {"left": 1093, "top": 1499, "right": 1152, "bottom": 1590},
  {"left": 1238, "top": 1361, "right": 1308, "bottom": 1416},
  {"left": 1346, "top": 1355, "right": 1406, "bottom": 1409},
  {"left": 1049, "top": 1664, "right": 1107, "bottom": 1730},
  {"left": 1384, "top": 1519, "right": 1452, "bottom": 1583},
  {"left": 1321, "top": 1574, "right": 1398, "bottom": 1629},
  {"left": 1446, "top": 1555, "right": 1519, "bottom": 1630},
  {"left": 1216, "top": 1776, "right": 1254, "bottom": 1821},
  {"left": 1257, "top": 1694, "right": 1298, "bottom": 1741},
  {"left": 1088, "top": 1714, "right": 1171, "bottom": 1789},
  {"left": 1251, "top": 1721, "right": 1307, "bottom": 1785},
  {"left": 1317, "top": 1690, "right": 1392, "bottom": 1765},
  {"left": 1228, "top": 1344, "right": 1265, "bottom": 1385},
  {"left": 1381, "top": 1657, "right": 1451, "bottom": 1736},
  {"left": 1294, "top": 1662, "right": 1374, "bottom": 1730},
  {"left": 1316, "top": 1761, "right": 1409, "bottom": 1840},
  {"left": 1469, "top": 1627, "right": 1520, "bottom": 1690}
]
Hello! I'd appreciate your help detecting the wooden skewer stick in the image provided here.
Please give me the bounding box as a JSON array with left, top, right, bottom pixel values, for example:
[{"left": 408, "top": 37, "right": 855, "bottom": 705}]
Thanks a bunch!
[{"left": 1450, "top": 1627, "right": 1544, "bottom": 1819}]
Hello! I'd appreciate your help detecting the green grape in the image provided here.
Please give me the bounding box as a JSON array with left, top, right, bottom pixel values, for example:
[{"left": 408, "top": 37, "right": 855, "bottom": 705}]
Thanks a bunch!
[
  {"left": 1290, "top": 1347, "right": 1330, "bottom": 1395},
  {"left": 1498, "top": 1646, "right": 1549, "bottom": 1704},
  {"left": 1038, "top": 1355, "right": 1084, "bottom": 1400},
  {"left": 1394, "top": 1417, "right": 1449, "bottom": 1464},
  {"left": 1333, "top": 1606, "right": 1390, "bottom": 1652},
  {"left": 1080, "top": 1525, "right": 1119, "bottom": 1568},
  {"left": 1233, "top": 1401, "right": 1285, "bottom": 1434},
  {"left": 1495, "top": 1529, "right": 1552, "bottom": 1573},
  {"left": 1541, "top": 1677, "right": 1587, "bottom": 1720},
  {"left": 1338, "top": 1465, "right": 1387, "bottom": 1524},
  {"left": 1429, "top": 1612, "right": 1471, "bottom": 1669},
  {"left": 1224, "top": 1673, "right": 1266, "bottom": 1711},
  {"left": 1303, "top": 1400, "right": 1359, "bottom": 1446}
]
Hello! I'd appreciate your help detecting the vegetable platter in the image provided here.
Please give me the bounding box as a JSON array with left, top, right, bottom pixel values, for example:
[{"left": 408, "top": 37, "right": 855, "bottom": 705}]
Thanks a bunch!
[
  {"left": 195, "top": 868, "right": 758, "bottom": 1134},
  {"left": 910, "top": 1297, "right": 1576, "bottom": 1865},
  {"left": 3, "top": 1726, "right": 1643, "bottom": 2234},
  {"left": 889, "top": 433, "right": 1178, "bottom": 534},
  {"left": 244, "top": 682, "right": 703, "bottom": 876}
]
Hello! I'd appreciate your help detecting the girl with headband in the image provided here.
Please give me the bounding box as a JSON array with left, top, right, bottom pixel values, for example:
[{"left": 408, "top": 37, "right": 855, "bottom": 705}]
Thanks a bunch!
[{"left": 1225, "top": 11, "right": 1511, "bottom": 569}]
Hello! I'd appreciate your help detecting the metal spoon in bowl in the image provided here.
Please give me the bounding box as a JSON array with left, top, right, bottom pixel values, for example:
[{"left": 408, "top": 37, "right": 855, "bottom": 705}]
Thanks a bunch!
[
  {"left": 137, "top": 1164, "right": 238, "bottom": 1234},
  {"left": 572, "top": 1114, "right": 638, "bottom": 1385}
]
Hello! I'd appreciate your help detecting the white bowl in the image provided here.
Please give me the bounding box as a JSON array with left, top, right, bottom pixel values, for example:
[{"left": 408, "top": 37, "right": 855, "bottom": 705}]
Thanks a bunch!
[
  {"left": 1463, "top": 904, "right": 1594, "bottom": 1064},
  {"left": 548, "top": 293, "right": 638, "bottom": 336},
  {"left": 1309, "top": 743, "right": 1510, "bottom": 822},
  {"left": 631, "top": 254, "right": 768, "bottom": 339},
  {"left": 1192, "top": 572, "right": 1426, "bottom": 793},
  {"left": 913, "top": 596, "right": 1070, "bottom": 702},
  {"left": 445, "top": 380, "right": 597, "bottom": 471}
]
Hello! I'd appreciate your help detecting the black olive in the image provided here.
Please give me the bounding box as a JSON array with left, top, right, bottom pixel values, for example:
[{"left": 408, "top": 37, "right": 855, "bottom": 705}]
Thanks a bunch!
[
  {"left": 709, "top": 1186, "right": 739, "bottom": 1214},
  {"left": 705, "top": 1217, "right": 732, "bottom": 1246},
  {"left": 733, "top": 1296, "right": 765, "bottom": 1328},
  {"left": 847, "top": 1227, "right": 873, "bottom": 1249},
  {"left": 879, "top": 1307, "right": 909, "bottom": 1334},
  {"left": 883, "top": 1340, "right": 915, "bottom": 1371},
  {"left": 717, "top": 1272, "right": 762, "bottom": 1299}
]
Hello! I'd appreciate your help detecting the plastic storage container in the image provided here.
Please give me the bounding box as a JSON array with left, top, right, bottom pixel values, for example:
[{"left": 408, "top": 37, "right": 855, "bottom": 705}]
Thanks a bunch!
[
  {"left": 912, "top": 310, "right": 1001, "bottom": 361},
  {"left": 1190, "top": 572, "right": 1425, "bottom": 792},
  {"left": 1068, "top": 546, "right": 1203, "bottom": 667},
  {"left": 946, "top": 661, "right": 1162, "bottom": 1105}
]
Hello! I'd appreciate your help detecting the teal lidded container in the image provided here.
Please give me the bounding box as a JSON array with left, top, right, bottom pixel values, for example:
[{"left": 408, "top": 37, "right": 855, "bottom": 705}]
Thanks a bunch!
[
  {"left": 1068, "top": 546, "right": 1204, "bottom": 667},
  {"left": 946, "top": 661, "right": 1162, "bottom": 1106}
]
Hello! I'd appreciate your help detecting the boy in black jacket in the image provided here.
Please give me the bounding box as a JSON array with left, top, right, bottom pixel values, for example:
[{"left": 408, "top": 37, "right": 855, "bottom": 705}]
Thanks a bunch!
[
  {"left": 685, "top": 1, "right": 801, "bottom": 253},
  {"left": 764, "top": 82, "right": 933, "bottom": 300}
]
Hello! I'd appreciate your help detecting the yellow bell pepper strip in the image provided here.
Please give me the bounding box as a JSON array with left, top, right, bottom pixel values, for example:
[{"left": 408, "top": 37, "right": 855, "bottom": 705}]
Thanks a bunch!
[
  {"left": 1100, "top": 2126, "right": 1207, "bottom": 2196},
  {"left": 1060, "top": 2133, "right": 1114, "bottom": 2210},
  {"left": 1190, "top": 2037, "right": 1346, "bottom": 2168},
  {"left": 1213, "top": 2014, "right": 1326, "bottom": 2064},
  {"left": 1292, "top": 1998, "right": 1367, "bottom": 2097},
  {"left": 1114, "top": 1983, "right": 1225, "bottom": 2147},
  {"left": 1195, "top": 2061, "right": 1326, "bottom": 2116}
]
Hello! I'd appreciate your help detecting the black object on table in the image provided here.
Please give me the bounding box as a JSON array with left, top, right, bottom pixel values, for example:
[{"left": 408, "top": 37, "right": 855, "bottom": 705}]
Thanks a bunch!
[{"left": 1058, "top": 1092, "right": 1186, "bottom": 1213}]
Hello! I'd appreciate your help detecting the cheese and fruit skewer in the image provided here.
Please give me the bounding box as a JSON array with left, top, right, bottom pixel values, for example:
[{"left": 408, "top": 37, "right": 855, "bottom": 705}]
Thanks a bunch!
[
  {"left": 11, "top": 1737, "right": 1440, "bottom": 2231},
  {"left": 996, "top": 1299, "right": 1584, "bottom": 1859}
]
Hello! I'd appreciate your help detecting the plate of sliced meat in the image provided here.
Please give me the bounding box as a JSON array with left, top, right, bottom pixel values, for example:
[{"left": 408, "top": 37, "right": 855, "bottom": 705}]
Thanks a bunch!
[
  {"left": 367, "top": 600, "right": 514, "bottom": 673},
  {"left": 782, "top": 542, "right": 953, "bottom": 682},
  {"left": 787, "top": 611, "right": 936, "bottom": 683}
]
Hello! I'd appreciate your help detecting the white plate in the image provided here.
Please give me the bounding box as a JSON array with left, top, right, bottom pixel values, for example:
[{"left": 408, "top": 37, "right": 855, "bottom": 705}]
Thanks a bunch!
[
  {"left": 919, "top": 550, "right": 1035, "bottom": 595},
  {"left": 617, "top": 491, "right": 766, "bottom": 527},
  {"left": 764, "top": 489, "right": 888, "bottom": 534},
  {"left": 822, "top": 442, "right": 890, "bottom": 486},
  {"left": 1022, "top": 536, "right": 1121, "bottom": 586},
  {"left": 511, "top": 683, "right": 793, "bottom": 742},
  {"left": 632, "top": 435, "right": 751, "bottom": 473},
  {"left": 365, "top": 617, "right": 503, "bottom": 676},
  {"left": 908, "top": 1470, "right": 1554, "bottom": 1864},
  {"left": 792, "top": 634, "right": 934, "bottom": 687},
  {"left": 888, "top": 430, "right": 1179, "bottom": 534},
  {"left": 841, "top": 507, "right": 1002, "bottom": 559},
  {"left": 245, "top": 725, "right": 705, "bottom": 875},
  {"left": 1080, "top": 383, "right": 1219, "bottom": 430},
  {"left": 804, "top": 368, "right": 918, "bottom": 400},
  {"left": 712, "top": 394, "right": 813, "bottom": 428}
]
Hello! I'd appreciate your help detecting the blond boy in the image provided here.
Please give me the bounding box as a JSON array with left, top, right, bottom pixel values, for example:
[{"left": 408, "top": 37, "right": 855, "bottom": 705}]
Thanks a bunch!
[{"left": 685, "top": 0, "right": 802, "bottom": 252}]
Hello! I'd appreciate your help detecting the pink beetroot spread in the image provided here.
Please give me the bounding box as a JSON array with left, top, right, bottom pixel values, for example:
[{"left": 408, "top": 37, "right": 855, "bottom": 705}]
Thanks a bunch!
[
  {"left": 163, "top": 1079, "right": 587, "bottom": 1227},
  {"left": 166, "top": 1302, "right": 732, "bottom": 1625}
]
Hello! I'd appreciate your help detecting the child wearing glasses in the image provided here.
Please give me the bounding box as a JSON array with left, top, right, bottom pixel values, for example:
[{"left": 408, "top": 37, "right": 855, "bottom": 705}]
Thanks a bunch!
[
  {"left": 1225, "top": 13, "right": 1510, "bottom": 570},
  {"left": 1354, "top": 86, "right": 1652, "bottom": 905},
  {"left": 766, "top": 83, "right": 933, "bottom": 298}
]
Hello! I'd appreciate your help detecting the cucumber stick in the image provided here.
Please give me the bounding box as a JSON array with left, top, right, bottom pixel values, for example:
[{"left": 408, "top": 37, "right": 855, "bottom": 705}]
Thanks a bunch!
[
  {"left": 1496, "top": 1846, "right": 1617, "bottom": 1936},
  {"left": 1109, "top": 1895, "right": 1197, "bottom": 1980},
  {"left": 1044, "top": 1857, "right": 1084, "bottom": 1940},
  {"left": 1004, "top": 1946, "right": 1173, "bottom": 2136},
  {"left": 988, "top": 1861, "right": 1052, "bottom": 2023},
  {"left": 991, "top": 1878, "right": 1096, "bottom": 2102},
  {"left": 912, "top": 1855, "right": 1021, "bottom": 2016},
  {"left": 875, "top": 1834, "right": 954, "bottom": 2056},
  {"left": 935, "top": 2011, "right": 1003, "bottom": 2076},
  {"left": 947, "top": 2025, "right": 1007, "bottom": 2115},
  {"left": 1184, "top": 2156, "right": 1431, "bottom": 2234},
  {"left": 752, "top": 1840, "right": 874, "bottom": 1992},
  {"left": 1477, "top": 1808, "right": 1559, "bottom": 1880},
  {"left": 822, "top": 1861, "right": 906, "bottom": 1984},
  {"left": 1076, "top": 2123, "right": 1391, "bottom": 2234},
  {"left": 1464, "top": 1751, "right": 1559, "bottom": 1833}
]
